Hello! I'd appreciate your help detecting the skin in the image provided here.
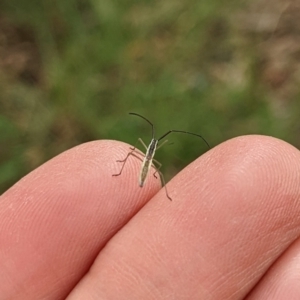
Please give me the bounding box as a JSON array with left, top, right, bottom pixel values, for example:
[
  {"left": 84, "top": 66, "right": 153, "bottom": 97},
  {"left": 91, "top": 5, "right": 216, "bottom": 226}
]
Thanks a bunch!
[{"left": 0, "top": 135, "right": 300, "bottom": 299}]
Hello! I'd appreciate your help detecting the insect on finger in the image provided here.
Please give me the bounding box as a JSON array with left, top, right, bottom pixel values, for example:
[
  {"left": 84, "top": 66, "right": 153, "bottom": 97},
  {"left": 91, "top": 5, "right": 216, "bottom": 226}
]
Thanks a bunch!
[{"left": 113, "top": 113, "right": 210, "bottom": 201}]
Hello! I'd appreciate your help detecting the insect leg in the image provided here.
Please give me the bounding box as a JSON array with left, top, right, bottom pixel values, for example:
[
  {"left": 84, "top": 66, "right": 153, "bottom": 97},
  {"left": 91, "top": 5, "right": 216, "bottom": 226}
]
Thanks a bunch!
[
  {"left": 138, "top": 138, "right": 148, "bottom": 151},
  {"left": 151, "top": 160, "right": 172, "bottom": 201},
  {"left": 112, "top": 149, "right": 143, "bottom": 176},
  {"left": 155, "top": 168, "right": 172, "bottom": 201},
  {"left": 156, "top": 139, "right": 168, "bottom": 150},
  {"left": 152, "top": 159, "right": 162, "bottom": 179},
  {"left": 128, "top": 138, "right": 147, "bottom": 152}
]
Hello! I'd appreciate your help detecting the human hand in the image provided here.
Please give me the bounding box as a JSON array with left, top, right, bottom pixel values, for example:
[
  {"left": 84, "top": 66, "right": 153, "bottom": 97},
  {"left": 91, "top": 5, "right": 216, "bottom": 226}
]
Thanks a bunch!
[{"left": 1, "top": 135, "right": 300, "bottom": 299}]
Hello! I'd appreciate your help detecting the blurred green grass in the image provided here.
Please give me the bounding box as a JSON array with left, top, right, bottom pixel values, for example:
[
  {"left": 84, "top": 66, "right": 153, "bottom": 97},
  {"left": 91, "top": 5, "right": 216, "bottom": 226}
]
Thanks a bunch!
[{"left": 0, "top": 0, "right": 299, "bottom": 193}]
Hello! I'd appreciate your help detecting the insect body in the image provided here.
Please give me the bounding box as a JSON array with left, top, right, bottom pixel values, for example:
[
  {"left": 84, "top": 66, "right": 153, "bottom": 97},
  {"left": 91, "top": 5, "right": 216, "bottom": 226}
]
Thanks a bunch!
[
  {"left": 113, "top": 113, "right": 210, "bottom": 200},
  {"left": 140, "top": 141, "right": 155, "bottom": 186}
]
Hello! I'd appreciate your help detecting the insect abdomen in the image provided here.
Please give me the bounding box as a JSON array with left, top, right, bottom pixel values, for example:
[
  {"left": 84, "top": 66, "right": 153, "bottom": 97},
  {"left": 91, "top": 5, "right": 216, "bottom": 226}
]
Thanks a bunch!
[{"left": 139, "top": 159, "right": 151, "bottom": 187}]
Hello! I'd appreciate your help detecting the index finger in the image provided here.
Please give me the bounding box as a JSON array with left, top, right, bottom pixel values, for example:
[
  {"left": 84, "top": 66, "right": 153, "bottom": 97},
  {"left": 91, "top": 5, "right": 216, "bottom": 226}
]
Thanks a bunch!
[{"left": 0, "top": 140, "right": 160, "bottom": 299}]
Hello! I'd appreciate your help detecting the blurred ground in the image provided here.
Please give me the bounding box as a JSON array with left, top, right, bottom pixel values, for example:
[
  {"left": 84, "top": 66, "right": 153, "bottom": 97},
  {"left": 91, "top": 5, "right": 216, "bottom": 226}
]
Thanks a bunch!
[{"left": 0, "top": 0, "right": 299, "bottom": 193}]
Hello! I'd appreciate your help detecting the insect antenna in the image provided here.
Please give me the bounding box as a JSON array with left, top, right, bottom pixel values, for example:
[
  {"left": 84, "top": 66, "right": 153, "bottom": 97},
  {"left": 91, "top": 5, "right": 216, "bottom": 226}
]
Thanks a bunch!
[
  {"left": 129, "top": 112, "right": 155, "bottom": 139},
  {"left": 158, "top": 130, "right": 210, "bottom": 149}
]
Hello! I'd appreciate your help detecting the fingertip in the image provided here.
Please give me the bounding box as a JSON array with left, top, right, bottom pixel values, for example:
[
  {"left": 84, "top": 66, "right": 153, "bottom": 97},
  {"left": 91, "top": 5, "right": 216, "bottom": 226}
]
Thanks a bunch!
[
  {"left": 170, "top": 135, "right": 300, "bottom": 205},
  {"left": 0, "top": 140, "right": 161, "bottom": 299}
]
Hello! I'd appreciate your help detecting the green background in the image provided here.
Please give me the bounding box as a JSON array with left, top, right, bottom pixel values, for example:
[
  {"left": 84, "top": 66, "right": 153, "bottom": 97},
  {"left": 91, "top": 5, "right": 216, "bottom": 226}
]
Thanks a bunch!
[{"left": 0, "top": 0, "right": 299, "bottom": 194}]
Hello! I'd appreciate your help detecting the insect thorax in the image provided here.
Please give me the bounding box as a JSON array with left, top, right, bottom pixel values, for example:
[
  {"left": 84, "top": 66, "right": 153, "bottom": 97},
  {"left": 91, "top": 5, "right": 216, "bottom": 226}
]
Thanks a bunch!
[{"left": 146, "top": 139, "right": 158, "bottom": 159}]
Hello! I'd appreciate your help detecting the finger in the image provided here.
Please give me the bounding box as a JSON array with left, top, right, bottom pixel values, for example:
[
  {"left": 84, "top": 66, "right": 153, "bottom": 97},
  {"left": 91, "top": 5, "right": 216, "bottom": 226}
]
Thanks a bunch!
[
  {"left": 0, "top": 140, "right": 160, "bottom": 299},
  {"left": 67, "top": 135, "right": 300, "bottom": 300},
  {"left": 246, "top": 237, "right": 300, "bottom": 300}
]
